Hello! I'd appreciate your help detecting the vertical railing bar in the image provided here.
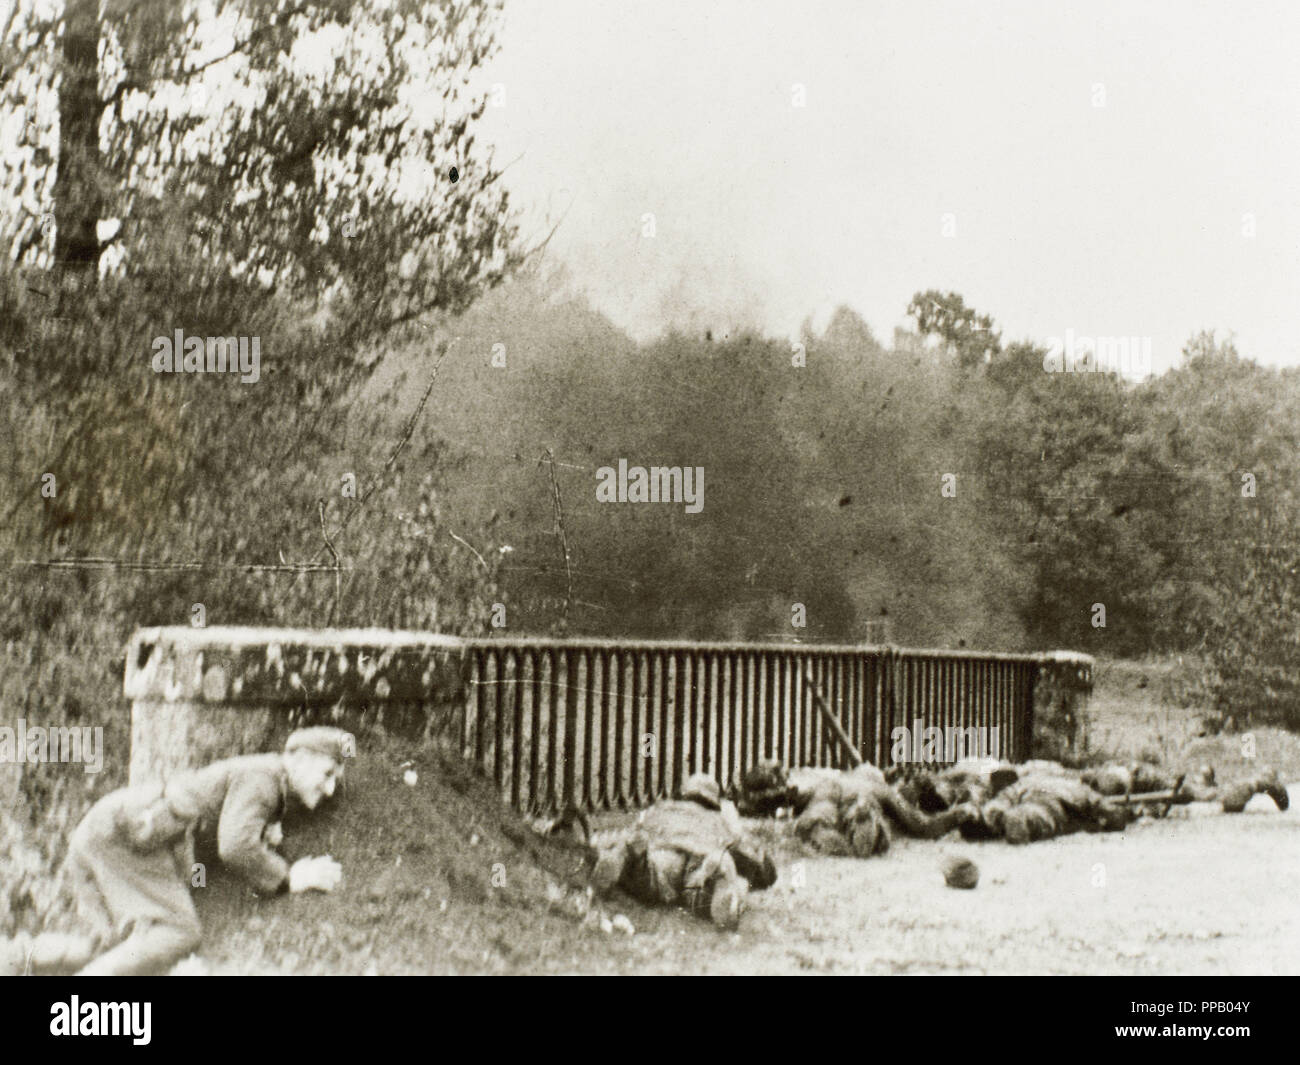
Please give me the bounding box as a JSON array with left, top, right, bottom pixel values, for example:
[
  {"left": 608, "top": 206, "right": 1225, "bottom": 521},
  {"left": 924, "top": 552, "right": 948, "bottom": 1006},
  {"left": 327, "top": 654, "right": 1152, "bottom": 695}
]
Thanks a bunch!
[
  {"left": 839, "top": 654, "right": 851, "bottom": 767},
  {"left": 963, "top": 657, "right": 973, "bottom": 740},
  {"left": 701, "top": 650, "right": 713, "bottom": 780},
  {"left": 491, "top": 648, "right": 505, "bottom": 792},
  {"left": 980, "top": 658, "right": 990, "bottom": 740},
  {"left": 952, "top": 655, "right": 961, "bottom": 744},
  {"left": 993, "top": 660, "right": 1002, "bottom": 759},
  {"left": 841, "top": 653, "right": 852, "bottom": 760},
  {"left": 580, "top": 649, "right": 595, "bottom": 809},
  {"left": 826, "top": 652, "right": 838, "bottom": 765},
  {"left": 938, "top": 657, "right": 948, "bottom": 765},
  {"left": 808, "top": 650, "right": 818, "bottom": 767},
  {"left": 791, "top": 649, "right": 800, "bottom": 766},
  {"left": 852, "top": 653, "right": 863, "bottom": 762},
  {"left": 527, "top": 649, "right": 541, "bottom": 814},
  {"left": 742, "top": 649, "right": 751, "bottom": 778},
  {"left": 920, "top": 654, "right": 928, "bottom": 760},
  {"left": 722, "top": 651, "right": 735, "bottom": 788},
  {"left": 629, "top": 651, "right": 644, "bottom": 806},
  {"left": 690, "top": 650, "right": 703, "bottom": 777},
  {"left": 760, "top": 650, "right": 774, "bottom": 762},
  {"left": 784, "top": 652, "right": 796, "bottom": 769},
  {"left": 815, "top": 653, "right": 825, "bottom": 766},
  {"left": 470, "top": 647, "right": 484, "bottom": 765},
  {"left": 595, "top": 650, "right": 609, "bottom": 809},
  {"left": 855, "top": 652, "right": 863, "bottom": 760},
  {"left": 660, "top": 651, "right": 673, "bottom": 799},
  {"left": 611, "top": 650, "right": 625, "bottom": 809},
  {"left": 671, "top": 650, "right": 687, "bottom": 795},
  {"left": 1000, "top": 660, "right": 1009, "bottom": 761},
  {"left": 714, "top": 650, "right": 726, "bottom": 786},
  {"left": 1025, "top": 661, "right": 1034, "bottom": 761},
  {"left": 648, "top": 649, "right": 661, "bottom": 802},
  {"left": 994, "top": 659, "right": 1004, "bottom": 759},
  {"left": 513, "top": 649, "right": 527, "bottom": 812},
  {"left": 561, "top": 649, "right": 576, "bottom": 810}
]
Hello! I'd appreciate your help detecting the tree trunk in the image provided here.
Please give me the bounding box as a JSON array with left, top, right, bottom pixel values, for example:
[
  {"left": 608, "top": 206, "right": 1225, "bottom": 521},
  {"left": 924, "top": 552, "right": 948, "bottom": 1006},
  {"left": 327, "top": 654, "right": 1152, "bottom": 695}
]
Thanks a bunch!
[{"left": 52, "top": 0, "right": 101, "bottom": 278}]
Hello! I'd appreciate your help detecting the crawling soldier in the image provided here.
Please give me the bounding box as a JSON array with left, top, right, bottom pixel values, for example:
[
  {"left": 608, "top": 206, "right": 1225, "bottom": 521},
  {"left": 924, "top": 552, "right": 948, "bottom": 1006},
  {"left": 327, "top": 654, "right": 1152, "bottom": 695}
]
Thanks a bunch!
[{"left": 5, "top": 726, "right": 350, "bottom": 976}]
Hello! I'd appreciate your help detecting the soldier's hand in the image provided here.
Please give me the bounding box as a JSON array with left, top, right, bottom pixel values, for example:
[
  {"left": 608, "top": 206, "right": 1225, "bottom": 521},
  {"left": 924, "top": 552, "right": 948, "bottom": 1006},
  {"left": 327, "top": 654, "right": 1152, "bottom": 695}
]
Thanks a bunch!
[{"left": 288, "top": 855, "right": 343, "bottom": 893}]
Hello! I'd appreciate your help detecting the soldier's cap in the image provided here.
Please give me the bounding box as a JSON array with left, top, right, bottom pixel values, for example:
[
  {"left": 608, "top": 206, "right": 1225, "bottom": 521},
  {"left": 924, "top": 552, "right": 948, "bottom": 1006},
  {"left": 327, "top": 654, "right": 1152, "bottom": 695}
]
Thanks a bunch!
[
  {"left": 285, "top": 726, "right": 352, "bottom": 763},
  {"left": 681, "top": 773, "right": 722, "bottom": 810}
]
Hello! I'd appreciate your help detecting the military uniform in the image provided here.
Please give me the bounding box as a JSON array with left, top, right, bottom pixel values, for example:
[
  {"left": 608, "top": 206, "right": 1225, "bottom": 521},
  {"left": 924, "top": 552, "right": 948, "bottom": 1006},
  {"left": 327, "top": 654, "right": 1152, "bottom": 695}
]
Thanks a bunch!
[
  {"left": 793, "top": 763, "right": 978, "bottom": 857},
  {"left": 593, "top": 774, "right": 777, "bottom": 929},
  {"left": 47, "top": 727, "right": 348, "bottom": 975},
  {"left": 60, "top": 754, "right": 290, "bottom": 974},
  {"left": 972, "top": 768, "right": 1132, "bottom": 843},
  {"left": 898, "top": 759, "right": 1288, "bottom": 845},
  {"left": 1083, "top": 761, "right": 1288, "bottom": 813}
]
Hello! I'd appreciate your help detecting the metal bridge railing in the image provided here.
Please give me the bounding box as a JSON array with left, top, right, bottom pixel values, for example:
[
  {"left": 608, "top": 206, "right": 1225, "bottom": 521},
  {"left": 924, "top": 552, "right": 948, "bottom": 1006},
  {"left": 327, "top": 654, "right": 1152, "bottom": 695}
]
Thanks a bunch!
[{"left": 460, "top": 639, "right": 1087, "bottom": 814}]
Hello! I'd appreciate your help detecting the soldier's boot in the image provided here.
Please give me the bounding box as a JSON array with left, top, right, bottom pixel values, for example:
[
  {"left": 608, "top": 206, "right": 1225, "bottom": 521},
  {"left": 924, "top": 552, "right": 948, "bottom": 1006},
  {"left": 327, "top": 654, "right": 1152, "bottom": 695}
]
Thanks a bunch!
[
  {"left": 1257, "top": 768, "right": 1289, "bottom": 811},
  {"left": 707, "top": 879, "right": 748, "bottom": 931},
  {"left": 1223, "top": 769, "right": 1289, "bottom": 812},
  {"left": 1219, "top": 781, "right": 1254, "bottom": 813},
  {"left": 1001, "top": 808, "right": 1031, "bottom": 844},
  {"left": 591, "top": 841, "right": 632, "bottom": 896},
  {"left": 847, "top": 807, "right": 890, "bottom": 857},
  {"left": 685, "top": 851, "right": 747, "bottom": 930}
]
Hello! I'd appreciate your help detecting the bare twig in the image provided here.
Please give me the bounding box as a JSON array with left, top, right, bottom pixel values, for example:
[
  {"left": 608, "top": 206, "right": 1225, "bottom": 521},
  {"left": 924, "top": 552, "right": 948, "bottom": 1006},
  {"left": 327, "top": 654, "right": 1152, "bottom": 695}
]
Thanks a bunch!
[
  {"left": 336, "top": 337, "right": 455, "bottom": 539},
  {"left": 448, "top": 530, "right": 488, "bottom": 571},
  {"left": 538, "top": 448, "right": 573, "bottom": 632},
  {"left": 168, "top": 2, "right": 313, "bottom": 85},
  {"left": 318, "top": 498, "right": 343, "bottom": 624},
  {"left": 1, "top": 557, "right": 347, "bottom": 574}
]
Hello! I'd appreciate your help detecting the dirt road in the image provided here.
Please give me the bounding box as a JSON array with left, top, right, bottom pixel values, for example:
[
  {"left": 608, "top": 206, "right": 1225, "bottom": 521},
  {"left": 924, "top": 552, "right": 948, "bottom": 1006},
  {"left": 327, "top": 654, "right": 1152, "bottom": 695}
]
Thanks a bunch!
[{"left": 567, "top": 790, "right": 1298, "bottom": 976}]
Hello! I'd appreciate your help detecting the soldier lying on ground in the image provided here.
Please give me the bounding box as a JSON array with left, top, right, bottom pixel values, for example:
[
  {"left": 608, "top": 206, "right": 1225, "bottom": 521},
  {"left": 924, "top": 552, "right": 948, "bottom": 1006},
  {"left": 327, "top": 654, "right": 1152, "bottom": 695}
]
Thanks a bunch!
[
  {"left": 733, "top": 760, "right": 801, "bottom": 817},
  {"left": 892, "top": 757, "right": 1288, "bottom": 845},
  {"left": 1, "top": 726, "right": 351, "bottom": 976},
  {"left": 1080, "top": 762, "right": 1289, "bottom": 812},
  {"left": 790, "top": 763, "right": 980, "bottom": 857},
  {"left": 591, "top": 773, "right": 777, "bottom": 930},
  {"left": 965, "top": 763, "right": 1135, "bottom": 843},
  {"left": 888, "top": 758, "right": 1019, "bottom": 813}
]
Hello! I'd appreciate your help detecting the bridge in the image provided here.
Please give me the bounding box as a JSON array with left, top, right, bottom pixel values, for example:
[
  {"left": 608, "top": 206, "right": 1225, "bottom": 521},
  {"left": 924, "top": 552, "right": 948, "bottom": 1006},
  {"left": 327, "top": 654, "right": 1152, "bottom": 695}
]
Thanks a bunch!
[{"left": 124, "top": 626, "right": 1093, "bottom": 814}]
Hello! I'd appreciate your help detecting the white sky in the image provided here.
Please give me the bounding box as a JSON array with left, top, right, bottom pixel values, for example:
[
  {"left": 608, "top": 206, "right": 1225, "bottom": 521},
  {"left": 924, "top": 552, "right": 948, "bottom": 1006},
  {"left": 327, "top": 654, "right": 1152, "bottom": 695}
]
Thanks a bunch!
[{"left": 476, "top": 0, "right": 1300, "bottom": 374}]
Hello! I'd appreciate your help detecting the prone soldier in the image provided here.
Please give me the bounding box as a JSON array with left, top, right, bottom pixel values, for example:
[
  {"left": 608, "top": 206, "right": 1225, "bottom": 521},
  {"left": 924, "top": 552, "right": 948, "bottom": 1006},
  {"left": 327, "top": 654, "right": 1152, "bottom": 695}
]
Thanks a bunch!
[{"left": 592, "top": 773, "right": 777, "bottom": 930}]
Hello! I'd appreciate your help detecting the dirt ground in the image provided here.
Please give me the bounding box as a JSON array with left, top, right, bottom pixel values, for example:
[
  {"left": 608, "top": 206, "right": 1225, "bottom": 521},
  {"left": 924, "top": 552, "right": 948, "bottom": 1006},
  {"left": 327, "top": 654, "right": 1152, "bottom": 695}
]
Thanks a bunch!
[
  {"left": 191, "top": 785, "right": 1299, "bottom": 977},
  {"left": 566, "top": 792, "right": 1299, "bottom": 976}
]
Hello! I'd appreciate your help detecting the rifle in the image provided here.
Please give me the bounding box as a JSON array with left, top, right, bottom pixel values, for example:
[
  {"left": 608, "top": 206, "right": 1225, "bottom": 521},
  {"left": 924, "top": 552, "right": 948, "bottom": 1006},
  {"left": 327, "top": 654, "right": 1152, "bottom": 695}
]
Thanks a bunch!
[{"left": 1100, "top": 774, "right": 1191, "bottom": 818}]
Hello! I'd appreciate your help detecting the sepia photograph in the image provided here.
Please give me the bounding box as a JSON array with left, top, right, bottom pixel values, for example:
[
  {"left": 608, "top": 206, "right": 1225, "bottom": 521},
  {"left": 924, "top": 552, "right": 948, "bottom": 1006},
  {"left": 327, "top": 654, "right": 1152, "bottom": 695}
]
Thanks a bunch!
[{"left": 0, "top": 0, "right": 1296, "bottom": 1036}]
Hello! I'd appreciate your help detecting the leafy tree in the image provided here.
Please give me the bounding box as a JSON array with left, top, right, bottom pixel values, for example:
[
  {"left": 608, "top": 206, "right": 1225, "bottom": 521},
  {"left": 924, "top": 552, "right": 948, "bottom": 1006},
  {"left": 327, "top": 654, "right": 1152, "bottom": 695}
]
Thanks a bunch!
[
  {"left": 4, "top": 0, "right": 520, "bottom": 389},
  {"left": 907, "top": 288, "right": 1001, "bottom": 370},
  {"left": 968, "top": 338, "right": 1167, "bottom": 652}
]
